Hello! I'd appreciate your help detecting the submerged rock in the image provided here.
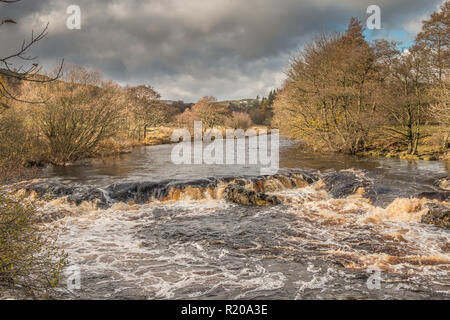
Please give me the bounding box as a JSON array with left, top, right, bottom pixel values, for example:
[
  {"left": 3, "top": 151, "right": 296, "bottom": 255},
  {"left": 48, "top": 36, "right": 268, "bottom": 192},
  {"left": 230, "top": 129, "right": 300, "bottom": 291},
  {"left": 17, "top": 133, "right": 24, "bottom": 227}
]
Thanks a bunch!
[
  {"left": 223, "top": 184, "right": 281, "bottom": 206},
  {"left": 421, "top": 203, "right": 450, "bottom": 229},
  {"left": 20, "top": 169, "right": 318, "bottom": 208},
  {"left": 414, "top": 191, "right": 450, "bottom": 202},
  {"left": 25, "top": 182, "right": 109, "bottom": 208},
  {"left": 35, "top": 208, "right": 73, "bottom": 223},
  {"left": 105, "top": 178, "right": 219, "bottom": 203},
  {"left": 434, "top": 177, "right": 450, "bottom": 191},
  {"left": 321, "top": 170, "right": 375, "bottom": 199},
  {"left": 106, "top": 180, "right": 174, "bottom": 203}
]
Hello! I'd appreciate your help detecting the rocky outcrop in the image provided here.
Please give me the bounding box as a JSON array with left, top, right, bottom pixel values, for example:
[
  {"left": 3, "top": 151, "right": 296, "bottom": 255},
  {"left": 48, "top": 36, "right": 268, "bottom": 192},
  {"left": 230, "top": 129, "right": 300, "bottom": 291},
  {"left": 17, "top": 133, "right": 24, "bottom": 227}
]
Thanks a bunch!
[
  {"left": 413, "top": 176, "right": 450, "bottom": 202},
  {"left": 22, "top": 170, "right": 314, "bottom": 207},
  {"left": 106, "top": 178, "right": 218, "bottom": 203},
  {"left": 223, "top": 184, "right": 281, "bottom": 206},
  {"left": 26, "top": 182, "right": 109, "bottom": 208},
  {"left": 20, "top": 169, "right": 385, "bottom": 208},
  {"left": 421, "top": 203, "right": 450, "bottom": 229},
  {"left": 35, "top": 208, "right": 73, "bottom": 223},
  {"left": 434, "top": 177, "right": 450, "bottom": 191},
  {"left": 321, "top": 170, "right": 376, "bottom": 199},
  {"left": 414, "top": 191, "right": 450, "bottom": 202}
]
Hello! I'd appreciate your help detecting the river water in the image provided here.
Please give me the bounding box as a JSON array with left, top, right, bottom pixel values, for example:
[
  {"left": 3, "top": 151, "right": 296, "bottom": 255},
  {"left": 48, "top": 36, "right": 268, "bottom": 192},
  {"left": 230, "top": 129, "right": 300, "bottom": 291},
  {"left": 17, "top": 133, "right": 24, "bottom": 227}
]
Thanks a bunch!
[{"left": 27, "top": 139, "right": 450, "bottom": 299}]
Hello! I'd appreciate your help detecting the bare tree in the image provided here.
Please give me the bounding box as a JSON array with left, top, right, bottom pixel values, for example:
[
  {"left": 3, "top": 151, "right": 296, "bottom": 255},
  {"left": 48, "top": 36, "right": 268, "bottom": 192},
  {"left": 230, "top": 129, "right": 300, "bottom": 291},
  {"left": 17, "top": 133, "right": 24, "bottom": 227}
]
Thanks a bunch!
[
  {"left": 416, "top": 1, "right": 450, "bottom": 87},
  {"left": 429, "top": 76, "right": 450, "bottom": 150},
  {"left": 376, "top": 43, "right": 430, "bottom": 155},
  {"left": 0, "top": 0, "right": 63, "bottom": 110},
  {"left": 175, "top": 96, "right": 229, "bottom": 131},
  {"left": 273, "top": 19, "right": 380, "bottom": 154},
  {"left": 29, "top": 66, "right": 123, "bottom": 164},
  {"left": 126, "top": 85, "right": 171, "bottom": 140}
]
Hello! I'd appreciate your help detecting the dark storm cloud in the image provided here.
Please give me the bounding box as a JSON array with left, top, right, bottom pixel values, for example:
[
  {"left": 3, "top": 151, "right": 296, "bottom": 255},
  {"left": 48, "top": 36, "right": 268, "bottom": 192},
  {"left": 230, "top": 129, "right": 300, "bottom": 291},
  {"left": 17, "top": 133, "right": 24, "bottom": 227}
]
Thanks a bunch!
[{"left": 0, "top": 0, "right": 445, "bottom": 100}]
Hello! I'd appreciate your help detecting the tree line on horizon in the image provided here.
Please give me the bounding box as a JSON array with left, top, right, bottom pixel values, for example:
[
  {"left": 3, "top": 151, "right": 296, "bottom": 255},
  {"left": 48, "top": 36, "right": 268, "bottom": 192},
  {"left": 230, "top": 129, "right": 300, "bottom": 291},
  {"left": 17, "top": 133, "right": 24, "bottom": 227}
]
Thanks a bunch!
[{"left": 1, "top": 64, "right": 278, "bottom": 169}]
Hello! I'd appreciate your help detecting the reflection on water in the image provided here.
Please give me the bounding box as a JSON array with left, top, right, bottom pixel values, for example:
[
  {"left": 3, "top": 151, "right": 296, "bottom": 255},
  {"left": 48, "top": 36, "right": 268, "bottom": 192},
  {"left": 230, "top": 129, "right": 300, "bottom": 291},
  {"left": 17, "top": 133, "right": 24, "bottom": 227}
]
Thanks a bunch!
[
  {"left": 45, "top": 139, "right": 449, "bottom": 184},
  {"left": 43, "top": 139, "right": 449, "bottom": 203}
]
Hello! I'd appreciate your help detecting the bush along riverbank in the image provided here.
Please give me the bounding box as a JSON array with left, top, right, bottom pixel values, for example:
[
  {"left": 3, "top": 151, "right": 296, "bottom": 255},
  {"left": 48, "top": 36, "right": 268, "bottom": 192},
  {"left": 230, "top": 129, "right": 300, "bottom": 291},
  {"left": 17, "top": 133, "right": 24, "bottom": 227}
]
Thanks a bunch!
[{"left": 358, "top": 125, "right": 450, "bottom": 161}]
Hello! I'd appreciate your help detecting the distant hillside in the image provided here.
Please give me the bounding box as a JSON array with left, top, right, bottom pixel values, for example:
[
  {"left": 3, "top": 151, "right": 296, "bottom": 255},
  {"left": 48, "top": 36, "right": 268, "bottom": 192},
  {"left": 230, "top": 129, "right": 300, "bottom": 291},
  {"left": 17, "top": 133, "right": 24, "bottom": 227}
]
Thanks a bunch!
[
  {"left": 217, "top": 98, "right": 260, "bottom": 112},
  {"left": 162, "top": 98, "right": 260, "bottom": 113},
  {"left": 161, "top": 100, "right": 194, "bottom": 112}
]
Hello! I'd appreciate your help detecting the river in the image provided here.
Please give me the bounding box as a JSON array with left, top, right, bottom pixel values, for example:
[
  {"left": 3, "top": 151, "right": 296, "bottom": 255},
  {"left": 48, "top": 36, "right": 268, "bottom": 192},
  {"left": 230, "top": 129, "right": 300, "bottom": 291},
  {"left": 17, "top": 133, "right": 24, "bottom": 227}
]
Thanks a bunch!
[{"left": 22, "top": 139, "right": 450, "bottom": 299}]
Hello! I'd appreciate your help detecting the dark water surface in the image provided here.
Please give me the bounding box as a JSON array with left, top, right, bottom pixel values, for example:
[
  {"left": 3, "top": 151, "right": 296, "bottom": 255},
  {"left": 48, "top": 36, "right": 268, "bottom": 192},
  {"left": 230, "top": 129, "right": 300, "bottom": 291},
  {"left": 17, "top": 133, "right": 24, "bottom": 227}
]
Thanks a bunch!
[{"left": 45, "top": 140, "right": 449, "bottom": 187}]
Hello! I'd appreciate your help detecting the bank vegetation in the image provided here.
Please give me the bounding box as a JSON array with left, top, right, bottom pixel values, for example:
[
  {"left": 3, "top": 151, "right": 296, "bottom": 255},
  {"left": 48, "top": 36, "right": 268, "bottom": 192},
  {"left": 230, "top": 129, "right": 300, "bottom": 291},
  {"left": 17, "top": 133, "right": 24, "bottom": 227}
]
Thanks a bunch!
[{"left": 273, "top": 2, "right": 449, "bottom": 159}]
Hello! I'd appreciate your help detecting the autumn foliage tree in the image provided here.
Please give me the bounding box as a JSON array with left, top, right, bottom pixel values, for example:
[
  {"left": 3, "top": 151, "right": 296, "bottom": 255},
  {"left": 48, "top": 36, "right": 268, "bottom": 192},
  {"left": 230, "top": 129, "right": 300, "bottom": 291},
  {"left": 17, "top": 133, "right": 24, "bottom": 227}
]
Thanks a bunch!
[
  {"left": 225, "top": 111, "right": 252, "bottom": 130},
  {"left": 175, "top": 96, "right": 229, "bottom": 131},
  {"left": 21, "top": 66, "right": 123, "bottom": 165},
  {"left": 126, "top": 85, "right": 174, "bottom": 140},
  {"left": 274, "top": 19, "right": 380, "bottom": 154},
  {"left": 0, "top": 0, "right": 67, "bottom": 300},
  {"left": 274, "top": 3, "right": 450, "bottom": 156}
]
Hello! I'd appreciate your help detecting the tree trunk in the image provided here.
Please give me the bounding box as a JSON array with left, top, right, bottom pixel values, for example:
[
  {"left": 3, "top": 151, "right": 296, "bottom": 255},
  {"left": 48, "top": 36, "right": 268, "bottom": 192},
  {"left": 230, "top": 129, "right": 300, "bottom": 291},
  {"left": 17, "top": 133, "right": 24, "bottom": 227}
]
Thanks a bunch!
[
  {"left": 443, "top": 132, "right": 449, "bottom": 151},
  {"left": 412, "top": 125, "right": 420, "bottom": 155}
]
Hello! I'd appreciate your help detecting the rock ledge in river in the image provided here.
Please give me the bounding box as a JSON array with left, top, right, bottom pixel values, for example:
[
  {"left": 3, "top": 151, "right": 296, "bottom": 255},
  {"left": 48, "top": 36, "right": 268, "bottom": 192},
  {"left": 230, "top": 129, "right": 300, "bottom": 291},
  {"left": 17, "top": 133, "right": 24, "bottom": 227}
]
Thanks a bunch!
[
  {"left": 223, "top": 184, "right": 281, "bottom": 206},
  {"left": 322, "top": 170, "right": 375, "bottom": 199},
  {"left": 421, "top": 203, "right": 450, "bottom": 229}
]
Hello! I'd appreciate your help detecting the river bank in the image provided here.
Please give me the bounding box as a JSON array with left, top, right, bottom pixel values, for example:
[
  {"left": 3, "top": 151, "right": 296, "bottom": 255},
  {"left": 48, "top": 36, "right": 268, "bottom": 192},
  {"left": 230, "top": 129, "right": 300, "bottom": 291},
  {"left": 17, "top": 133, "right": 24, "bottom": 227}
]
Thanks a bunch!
[{"left": 143, "top": 126, "right": 450, "bottom": 161}]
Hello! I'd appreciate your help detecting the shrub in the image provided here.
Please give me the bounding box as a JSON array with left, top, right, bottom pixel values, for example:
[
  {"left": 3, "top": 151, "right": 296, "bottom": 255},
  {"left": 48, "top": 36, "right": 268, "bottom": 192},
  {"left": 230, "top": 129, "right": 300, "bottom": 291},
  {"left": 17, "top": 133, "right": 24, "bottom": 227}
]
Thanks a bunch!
[
  {"left": 225, "top": 111, "right": 252, "bottom": 130},
  {"left": 37, "top": 76, "right": 122, "bottom": 165},
  {"left": 0, "top": 193, "right": 67, "bottom": 298}
]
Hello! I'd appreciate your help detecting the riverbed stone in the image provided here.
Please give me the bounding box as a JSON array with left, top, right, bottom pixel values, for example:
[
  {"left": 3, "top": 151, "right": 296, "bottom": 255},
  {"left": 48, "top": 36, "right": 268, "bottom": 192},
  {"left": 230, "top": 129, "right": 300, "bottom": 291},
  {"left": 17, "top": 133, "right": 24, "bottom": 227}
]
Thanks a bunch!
[
  {"left": 25, "top": 182, "right": 109, "bottom": 208},
  {"left": 35, "top": 208, "right": 73, "bottom": 223},
  {"left": 223, "top": 184, "right": 281, "bottom": 206},
  {"left": 434, "top": 177, "right": 450, "bottom": 191},
  {"left": 321, "top": 170, "right": 375, "bottom": 199},
  {"left": 421, "top": 203, "right": 450, "bottom": 229},
  {"left": 414, "top": 191, "right": 450, "bottom": 202}
]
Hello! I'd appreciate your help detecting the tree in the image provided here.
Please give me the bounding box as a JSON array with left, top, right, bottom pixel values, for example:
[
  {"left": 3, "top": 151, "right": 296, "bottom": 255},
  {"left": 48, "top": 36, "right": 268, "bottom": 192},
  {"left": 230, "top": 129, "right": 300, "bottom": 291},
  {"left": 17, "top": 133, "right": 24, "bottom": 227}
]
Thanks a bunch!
[
  {"left": 267, "top": 90, "right": 277, "bottom": 106},
  {"left": 30, "top": 66, "right": 123, "bottom": 164},
  {"left": 175, "top": 96, "right": 229, "bottom": 130},
  {"left": 273, "top": 18, "right": 380, "bottom": 154},
  {"left": 192, "top": 96, "right": 228, "bottom": 128},
  {"left": 0, "top": 0, "right": 67, "bottom": 300},
  {"left": 126, "top": 85, "right": 171, "bottom": 140},
  {"left": 429, "top": 76, "right": 450, "bottom": 150},
  {"left": 416, "top": 1, "right": 450, "bottom": 87},
  {"left": 0, "top": 194, "right": 67, "bottom": 298},
  {"left": 377, "top": 43, "right": 431, "bottom": 154},
  {"left": 225, "top": 111, "right": 252, "bottom": 129},
  {"left": 0, "top": 0, "right": 62, "bottom": 111},
  {"left": 416, "top": 1, "right": 450, "bottom": 151}
]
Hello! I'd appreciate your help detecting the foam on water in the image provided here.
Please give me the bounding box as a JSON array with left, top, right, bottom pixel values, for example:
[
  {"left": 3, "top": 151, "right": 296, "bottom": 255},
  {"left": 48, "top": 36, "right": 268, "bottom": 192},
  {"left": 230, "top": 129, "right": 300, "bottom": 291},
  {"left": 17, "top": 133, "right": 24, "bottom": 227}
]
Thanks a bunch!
[{"left": 16, "top": 177, "right": 445, "bottom": 299}]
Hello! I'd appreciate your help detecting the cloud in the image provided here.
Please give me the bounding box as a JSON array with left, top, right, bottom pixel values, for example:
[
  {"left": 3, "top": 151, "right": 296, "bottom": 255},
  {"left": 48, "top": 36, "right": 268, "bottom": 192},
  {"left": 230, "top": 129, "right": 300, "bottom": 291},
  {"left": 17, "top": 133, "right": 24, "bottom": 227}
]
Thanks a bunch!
[
  {"left": 404, "top": 0, "right": 446, "bottom": 34},
  {"left": 0, "top": 0, "right": 444, "bottom": 101}
]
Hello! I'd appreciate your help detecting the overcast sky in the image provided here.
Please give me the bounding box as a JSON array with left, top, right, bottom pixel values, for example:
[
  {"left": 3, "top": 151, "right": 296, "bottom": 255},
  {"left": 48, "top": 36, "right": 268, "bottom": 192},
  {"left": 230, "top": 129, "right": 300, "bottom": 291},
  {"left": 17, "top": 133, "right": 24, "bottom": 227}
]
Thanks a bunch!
[{"left": 0, "top": 0, "right": 445, "bottom": 101}]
